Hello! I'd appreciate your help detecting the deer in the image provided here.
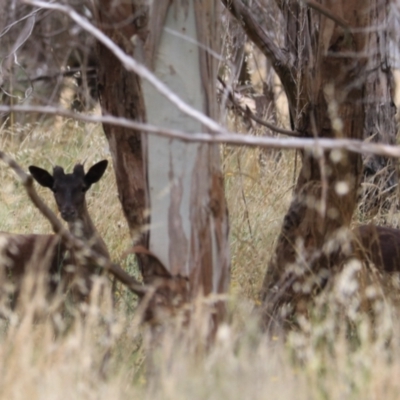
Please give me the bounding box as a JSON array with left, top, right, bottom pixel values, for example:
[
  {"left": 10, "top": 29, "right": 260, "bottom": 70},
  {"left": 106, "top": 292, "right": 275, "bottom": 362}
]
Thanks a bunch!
[
  {"left": 0, "top": 160, "right": 109, "bottom": 309},
  {"left": 29, "top": 160, "right": 110, "bottom": 297},
  {"left": 352, "top": 224, "right": 400, "bottom": 273}
]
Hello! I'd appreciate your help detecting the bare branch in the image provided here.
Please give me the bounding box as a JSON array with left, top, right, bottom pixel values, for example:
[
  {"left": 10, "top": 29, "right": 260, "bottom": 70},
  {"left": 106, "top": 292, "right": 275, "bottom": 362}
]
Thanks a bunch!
[
  {"left": 221, "top": 0, "right": 296, "bottom": 105},
  {"left": 17, "top": 67, "right": 97, "bottom": 84},
  {"left": 241, "top": 105, "right": 300, "bottom": 137},
  {"left": 3, "top": 15, "right": 35, "bottom": 60},
  {"left": 218, "top": 78, "right": 300, "bottom": 137},
  {"left": 0, "top": 8, "right": 38, "bottom": 38},
  {"left": 304, "top": 0, "right": 350, "bottom": 31},
  {"left": 2, "top": 104, "right": 400, "bottom": 159},
  {"left": 0, "top": 151, "right": 147, "bottom": 297},
  {"left": 23, "top": 0, "right": 222, "bottom": 133}
]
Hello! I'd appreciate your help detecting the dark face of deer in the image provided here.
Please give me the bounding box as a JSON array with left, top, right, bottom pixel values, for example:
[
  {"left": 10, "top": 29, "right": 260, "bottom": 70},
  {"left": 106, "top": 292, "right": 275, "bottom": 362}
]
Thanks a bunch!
[{"left": 29, "top": 160, "right": 108, "bottom": 223}]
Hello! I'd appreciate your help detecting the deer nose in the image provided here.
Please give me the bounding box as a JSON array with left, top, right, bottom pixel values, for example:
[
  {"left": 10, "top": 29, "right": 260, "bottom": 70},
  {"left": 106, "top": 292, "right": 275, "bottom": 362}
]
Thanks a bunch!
[{"left": 60, "top": 207, "right": 77, "bottom": 222}]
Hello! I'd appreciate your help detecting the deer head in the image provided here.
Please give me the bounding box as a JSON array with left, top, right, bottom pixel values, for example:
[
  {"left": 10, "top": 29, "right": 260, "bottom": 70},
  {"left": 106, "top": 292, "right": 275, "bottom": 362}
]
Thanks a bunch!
[{"left": 29, "top": 160, "right": 108, "bottom": 223}]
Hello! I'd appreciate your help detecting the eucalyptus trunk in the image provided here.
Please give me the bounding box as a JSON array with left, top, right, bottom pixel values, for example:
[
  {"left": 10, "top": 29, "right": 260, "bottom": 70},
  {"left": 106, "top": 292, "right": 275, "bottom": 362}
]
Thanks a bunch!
[
  {"left": 95, "top": 0, "right": 230, "bottom": 322},
  {"left": 139, "top": 1, "right": 230, "bottom": 301}
]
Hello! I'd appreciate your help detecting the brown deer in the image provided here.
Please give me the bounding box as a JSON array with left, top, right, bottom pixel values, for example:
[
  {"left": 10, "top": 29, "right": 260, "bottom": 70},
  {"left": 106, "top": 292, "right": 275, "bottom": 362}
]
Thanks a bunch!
[
  {"left": 0, "top": 160, "right": 109, "bottom": 308},
  {"left": 0, "top": 233, "right": 68, "bottom": 309},
  {"left": 29, "top": 160, "right": 109, "bottom": 258},
  {"left": 353, "top": 224, "right": 400, "bottom": 273},
  {"left": 29, "top": 160, "right": 110, "bottom": 296}
]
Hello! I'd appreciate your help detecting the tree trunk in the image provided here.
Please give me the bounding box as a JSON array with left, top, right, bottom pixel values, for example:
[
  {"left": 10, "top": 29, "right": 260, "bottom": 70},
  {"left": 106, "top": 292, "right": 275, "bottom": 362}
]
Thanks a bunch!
[
  {"left": 360, "top": 3, "right": 397, "bottom": 218},
  {"left": 95, "top": 0, "right": 230, "bottom": 323},
  {"left": 139, "top": 1, "right": 230, "bottom": 302},
  {"left": 222, "top": 0, "right": 395, "bottom": 327},
  {"left": 95, "top": 2, "right": 148, "bottom": 246},
  {"left": 259, "top": 0, "right": 395, "bottom": 328}
]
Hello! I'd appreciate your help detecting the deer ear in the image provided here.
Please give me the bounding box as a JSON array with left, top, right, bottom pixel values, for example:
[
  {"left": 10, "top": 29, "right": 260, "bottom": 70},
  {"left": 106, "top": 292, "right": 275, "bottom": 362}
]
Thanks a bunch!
[
  {"left": 29, "top": 166, "right": 54, "bottom": 189},
  {"left": 84, "top": 160, "right": 108, "bottom": 187}
]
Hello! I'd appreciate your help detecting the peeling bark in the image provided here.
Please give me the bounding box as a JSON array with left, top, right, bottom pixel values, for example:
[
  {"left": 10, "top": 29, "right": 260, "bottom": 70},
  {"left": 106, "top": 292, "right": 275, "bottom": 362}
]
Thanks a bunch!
[
  {"left": 95, "top": 0, "right": 230, "bottom": 323},
  {"left": 140, "top": 0, "right": 230, "bottom": 304}
]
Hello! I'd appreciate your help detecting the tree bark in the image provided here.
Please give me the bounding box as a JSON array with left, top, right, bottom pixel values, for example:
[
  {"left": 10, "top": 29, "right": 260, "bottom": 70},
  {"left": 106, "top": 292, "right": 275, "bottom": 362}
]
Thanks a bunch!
[
  {"left": 261, "top": 0, "right": 395, "bottom": 328},
  {"left": 95, "top": 1, "right": 148, "bottom": 246},
  {"left": 360, "top": 2, "right": 397, "bottom": 217},
  {"left": 95, "top": 0, "right": 230, "bottom": 323},
  {"left": 139, "top": 1, "right": 230, "bottom": 302}
]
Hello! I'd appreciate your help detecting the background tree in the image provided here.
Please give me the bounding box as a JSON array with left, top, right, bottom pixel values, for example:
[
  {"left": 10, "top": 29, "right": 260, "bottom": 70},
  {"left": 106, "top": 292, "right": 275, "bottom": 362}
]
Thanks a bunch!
[
  {"left": 95, "top": 1, "right": 147, "bottom": 246},
  {"left": 95, "top": 0, "right": 230, "bottom": 322},
  {"left": 2, "top": 0, "right": 398, "bottom": 332},
  {"left": 0, "top": 1, "right": 97, "bottom": 126},
  {"left": 223, "top": 0, "right": 397, "bottom": 328}
]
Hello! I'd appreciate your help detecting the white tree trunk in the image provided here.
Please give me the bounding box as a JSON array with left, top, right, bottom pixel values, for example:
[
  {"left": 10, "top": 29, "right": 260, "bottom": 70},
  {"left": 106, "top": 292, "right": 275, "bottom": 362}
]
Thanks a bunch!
[{"left": 140, "top": 1, "right": 230, "bottom": 297}]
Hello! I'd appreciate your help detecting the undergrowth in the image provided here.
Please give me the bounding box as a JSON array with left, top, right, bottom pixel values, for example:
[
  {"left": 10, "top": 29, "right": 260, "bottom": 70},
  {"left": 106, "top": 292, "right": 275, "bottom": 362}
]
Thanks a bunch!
[{"left": 0, "top": 120, "right": 398, "bottom": 399}]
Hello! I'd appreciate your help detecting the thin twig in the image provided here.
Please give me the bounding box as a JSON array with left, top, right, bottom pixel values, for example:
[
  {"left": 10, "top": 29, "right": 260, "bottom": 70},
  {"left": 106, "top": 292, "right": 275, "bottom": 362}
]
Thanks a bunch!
[
  {"left": 17, "top": 67, "right": 97, "bottom": 84},
  {"left": 221, "top": 0, "right": 296, "bottom": 109},
  {"left": 1, "top": 104, "right": 400, "bottom": 159},
  {"left": 218, "top": 77, "right": 301, "bottom": 137},
  {"left": 0, "top": 151, "right": 147, "bottom": 296},
  {"left": 23, "top": 0, "right": 222, "bottom": 134},
  {"left": 236, "top": 152, "right": 253, "bottom": 237}
]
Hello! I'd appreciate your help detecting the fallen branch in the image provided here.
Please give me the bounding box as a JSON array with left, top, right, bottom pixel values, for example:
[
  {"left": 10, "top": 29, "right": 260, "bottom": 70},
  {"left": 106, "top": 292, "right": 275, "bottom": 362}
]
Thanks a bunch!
[{"left": 0, "top": 151, "right": 147, "bottom": 297}]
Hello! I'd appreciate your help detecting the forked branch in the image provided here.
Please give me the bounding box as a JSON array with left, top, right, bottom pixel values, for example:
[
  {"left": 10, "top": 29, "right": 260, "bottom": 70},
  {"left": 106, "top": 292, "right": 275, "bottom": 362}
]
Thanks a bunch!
[
  {"left": 218, "top": 77, "right": 301, "bottom": 137},
  {"left": 221, "top": 0, "right": 296, "bottom": 107},
  {"left": 23, "top": 0, "right": 222, "bottom": 134}
]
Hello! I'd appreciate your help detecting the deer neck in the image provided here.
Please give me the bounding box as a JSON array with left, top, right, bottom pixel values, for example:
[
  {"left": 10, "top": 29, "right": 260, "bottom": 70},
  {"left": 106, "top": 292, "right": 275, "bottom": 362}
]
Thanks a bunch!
[{"left": 67, "top": 201, "right": 110, "bottom": 258}]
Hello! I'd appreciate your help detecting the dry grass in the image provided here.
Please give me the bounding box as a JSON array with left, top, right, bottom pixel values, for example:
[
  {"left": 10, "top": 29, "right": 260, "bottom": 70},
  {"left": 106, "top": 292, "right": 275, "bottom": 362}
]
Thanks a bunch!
[{"left": 0, "top": 119, "right": 399, "bottom": 399}]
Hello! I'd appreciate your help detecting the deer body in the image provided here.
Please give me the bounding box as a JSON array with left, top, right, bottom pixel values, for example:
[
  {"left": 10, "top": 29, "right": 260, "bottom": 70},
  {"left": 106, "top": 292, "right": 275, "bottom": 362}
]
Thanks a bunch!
[
  {"left": 66, "top": 200, "right": 109, "bottom": 259},
  {"left": 0, "top": 160, "right": 109, "bottom": 307},
  {"left": 0, "top": 232, "right": 67, "bottom": 308},
  {"left": 353, "top": 224, "right": 400, "bottom": 273}
]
